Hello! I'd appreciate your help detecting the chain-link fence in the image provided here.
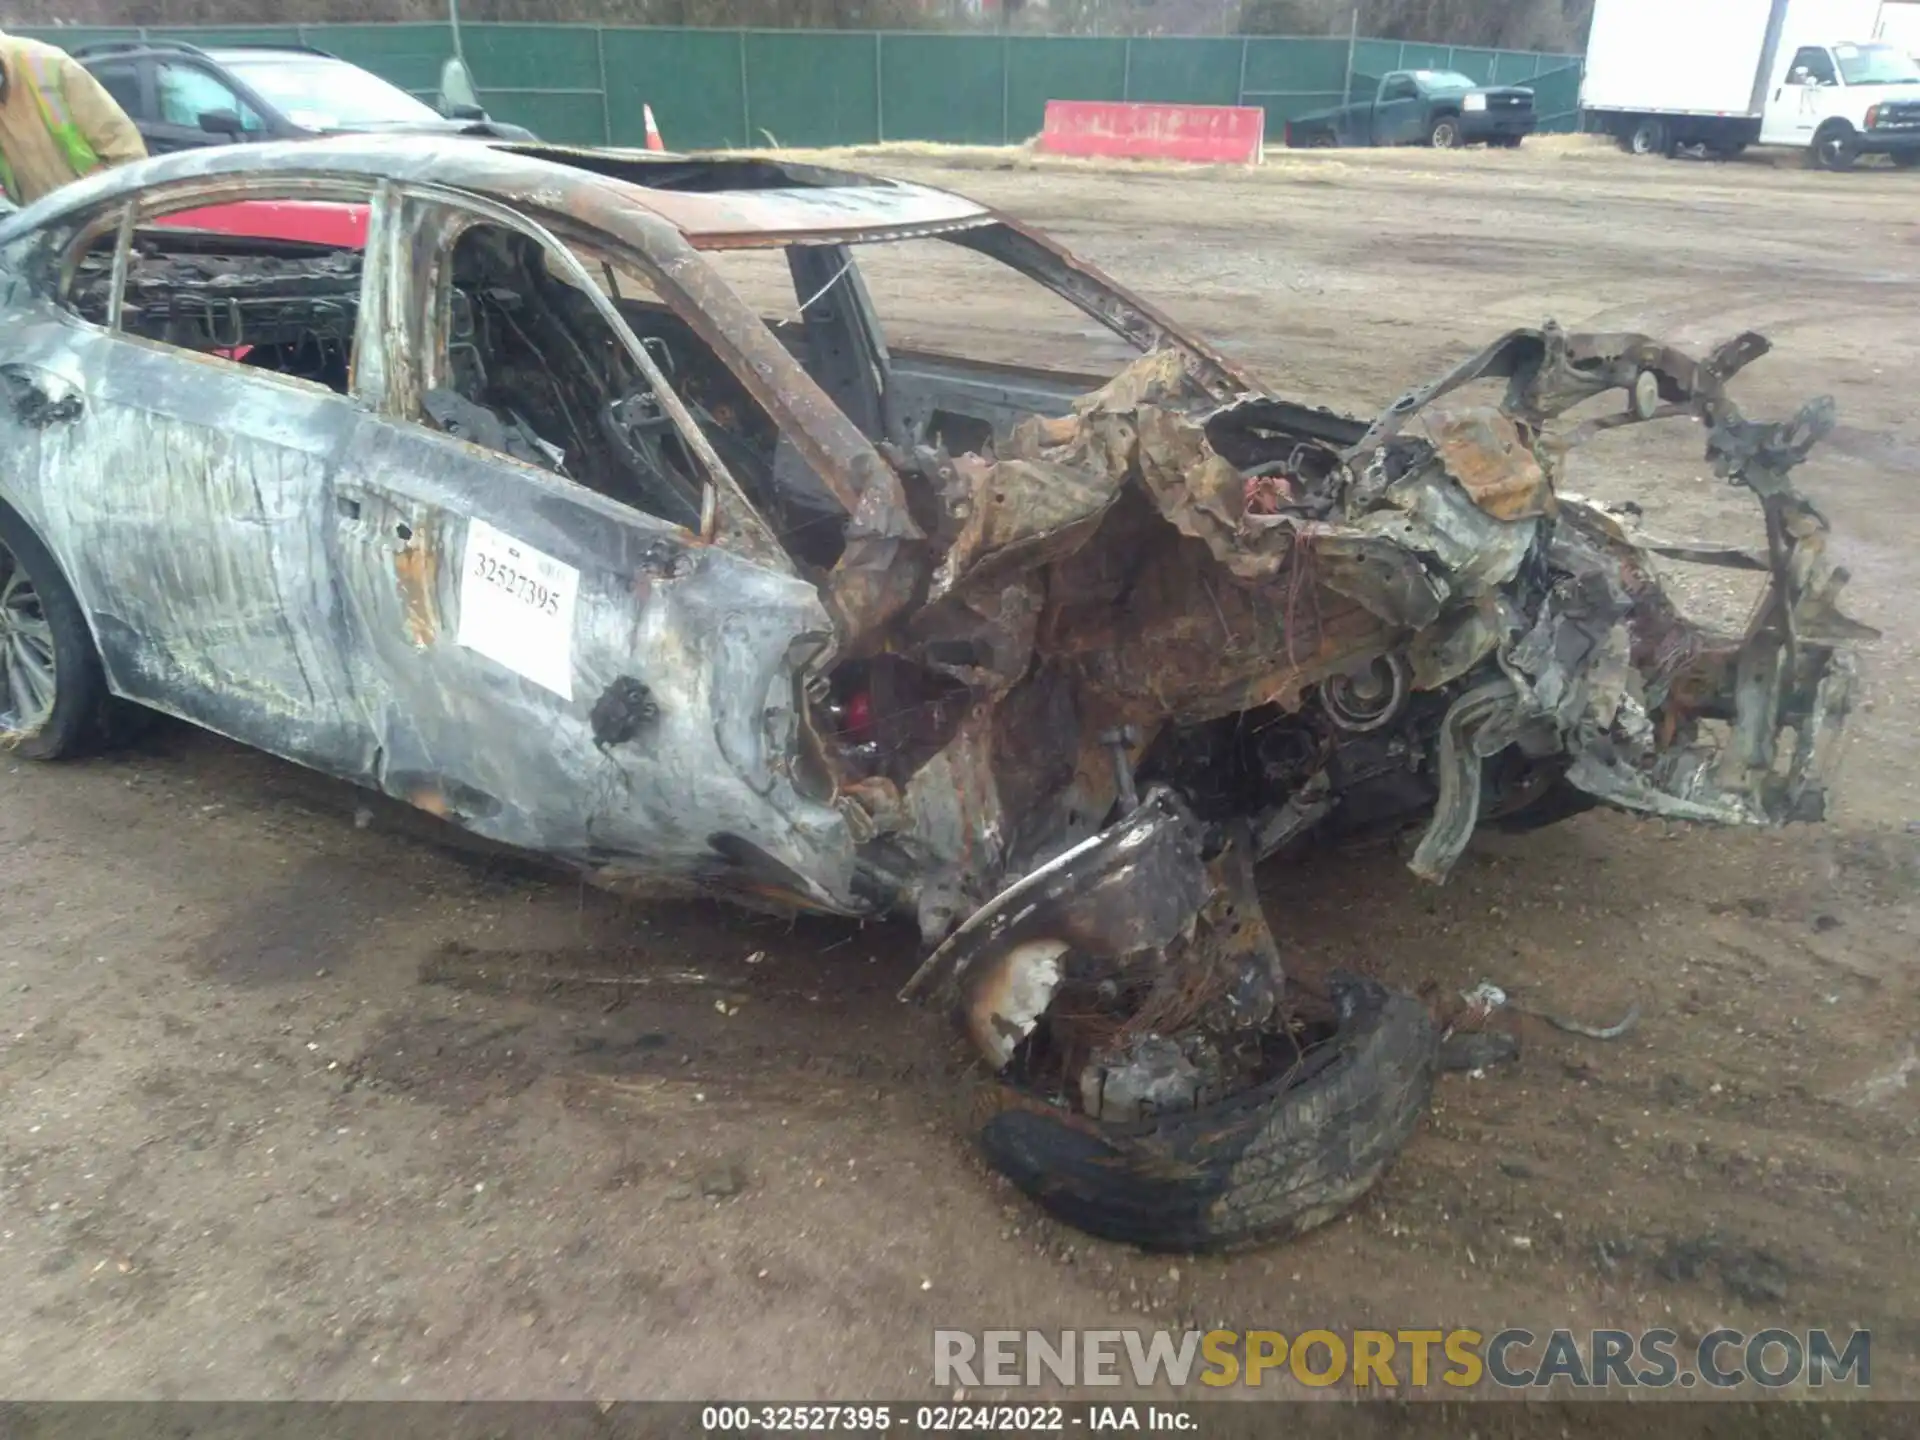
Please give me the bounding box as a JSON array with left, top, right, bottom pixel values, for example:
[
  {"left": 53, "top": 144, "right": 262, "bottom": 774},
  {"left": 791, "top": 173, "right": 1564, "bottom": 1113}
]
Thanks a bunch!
[{"left": 17, "top": 19, "right": 1582, "bottom": 151}]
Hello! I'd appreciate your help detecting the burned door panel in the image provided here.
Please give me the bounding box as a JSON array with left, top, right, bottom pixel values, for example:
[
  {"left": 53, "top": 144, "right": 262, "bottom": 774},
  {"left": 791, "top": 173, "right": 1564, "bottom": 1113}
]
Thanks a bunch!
[
  {"left": 23, "top": 315, "right": 374, "bottom": 774},
  {"left": 0, "top": 316, "right": 76, "bottom": 529},
  {"left": 331, "top": 415, "right": 862, "bottom": 910}
]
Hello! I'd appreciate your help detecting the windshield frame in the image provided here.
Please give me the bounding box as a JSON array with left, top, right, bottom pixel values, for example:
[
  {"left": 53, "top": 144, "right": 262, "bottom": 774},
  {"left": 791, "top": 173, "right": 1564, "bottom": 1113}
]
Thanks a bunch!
[
  {"left": 218, "top": 54, "right": 445, "bottom": 129},
  {"left": 1834, "top": 42, "right": 1920, "bottom": 86}
]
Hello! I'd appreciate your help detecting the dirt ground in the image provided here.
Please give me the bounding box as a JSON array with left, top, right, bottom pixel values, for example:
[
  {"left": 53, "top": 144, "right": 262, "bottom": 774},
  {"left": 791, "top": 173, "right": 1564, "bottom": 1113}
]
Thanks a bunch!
[{"left": 2, "top": 137, "right": 1917, "bottom": 1405}]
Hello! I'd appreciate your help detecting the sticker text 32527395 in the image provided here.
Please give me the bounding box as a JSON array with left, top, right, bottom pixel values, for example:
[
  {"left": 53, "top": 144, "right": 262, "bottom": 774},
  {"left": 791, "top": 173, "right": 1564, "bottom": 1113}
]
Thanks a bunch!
[{"left": 455, "top": 518, "right": 581, "bottom": 700}]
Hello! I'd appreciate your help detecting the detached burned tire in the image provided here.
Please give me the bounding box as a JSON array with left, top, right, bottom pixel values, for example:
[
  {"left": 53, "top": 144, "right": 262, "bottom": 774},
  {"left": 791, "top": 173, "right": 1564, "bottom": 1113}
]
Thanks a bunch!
[
  {"left": 977, "top": 976, "right": 1435, "bottom": 1253},
  {"left": 0, "top": 500, "right": 109, "bottom": 759}
]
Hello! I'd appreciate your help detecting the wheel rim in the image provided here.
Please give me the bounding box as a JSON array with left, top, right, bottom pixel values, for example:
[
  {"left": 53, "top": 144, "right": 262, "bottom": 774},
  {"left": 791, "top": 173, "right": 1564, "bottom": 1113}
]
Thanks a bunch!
[
  {"left": 1434, "top": 122, "right": 1458, "bottom": 148},
  {"left": 1631, "top": 126, "right": 1656, "bottom": 154},
  {"left": 1821, "top": 133, "right": 1852, "bottom": 167},
  {"left": 0, "top": 538, "right": 57, "bottom": 739}
]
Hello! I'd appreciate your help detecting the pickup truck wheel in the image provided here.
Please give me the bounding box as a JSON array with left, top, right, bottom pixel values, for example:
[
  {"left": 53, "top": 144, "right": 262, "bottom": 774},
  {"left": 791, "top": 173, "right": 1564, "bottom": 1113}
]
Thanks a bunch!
[
  {"left": 1627, "top": 118, "right": 1670, "bottom": 156},
  {"left": 1892, "top": 150, "right": 1920, "bottom": 168},
  {"left": 974, "top": 975, "right": 1437, "bottom": 1252},
  {"left": 1490, "top": 135, "right": 1523, "bottom": 149},
  {"left": 1813, "top": 122, "right": 1859, "bottom": 172},
  {"left": 0, "top": 501, "right": 110, "bottom": 760},
  {"left": 1428, "top": 116, "right": 1462, "bottom": 149}
]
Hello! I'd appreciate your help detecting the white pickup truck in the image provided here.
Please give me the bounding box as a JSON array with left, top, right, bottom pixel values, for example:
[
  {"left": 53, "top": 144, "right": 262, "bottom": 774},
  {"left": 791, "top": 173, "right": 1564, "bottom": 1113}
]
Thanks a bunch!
[{"left": 1582, "top": 0, "right": 1920, "bottom": 169}]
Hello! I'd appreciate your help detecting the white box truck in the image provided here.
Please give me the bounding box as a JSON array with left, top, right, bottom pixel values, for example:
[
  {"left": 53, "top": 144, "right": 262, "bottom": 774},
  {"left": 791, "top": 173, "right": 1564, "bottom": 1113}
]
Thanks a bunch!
[{"left": 1581, "top": 0, "right": 1920, "bottom": 169}]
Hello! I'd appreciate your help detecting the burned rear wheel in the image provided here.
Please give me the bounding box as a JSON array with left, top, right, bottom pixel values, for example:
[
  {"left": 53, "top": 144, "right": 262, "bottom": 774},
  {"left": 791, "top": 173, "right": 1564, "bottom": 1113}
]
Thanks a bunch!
[
  {"left": 0, "top": 502, "right": 109, "bottom": 760},
  {"left": 978, "top": 976, "right": 1435, "bottom": 1252}
]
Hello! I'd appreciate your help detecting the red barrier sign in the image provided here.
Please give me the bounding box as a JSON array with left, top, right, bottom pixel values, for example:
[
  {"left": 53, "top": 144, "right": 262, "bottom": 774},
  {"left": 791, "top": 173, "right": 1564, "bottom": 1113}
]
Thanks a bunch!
[
  {"left": 155, "top": 200, "right": 371, "bottom": 249},
  {"left": 1038, "top": 100, "right": 1266, "bottom": 164}
]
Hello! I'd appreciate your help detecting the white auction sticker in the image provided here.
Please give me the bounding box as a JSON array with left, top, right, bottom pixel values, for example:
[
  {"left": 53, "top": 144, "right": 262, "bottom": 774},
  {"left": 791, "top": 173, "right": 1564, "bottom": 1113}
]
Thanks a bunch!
[{"left": 455, "top": 518, "right": 580, "bottom": 699}]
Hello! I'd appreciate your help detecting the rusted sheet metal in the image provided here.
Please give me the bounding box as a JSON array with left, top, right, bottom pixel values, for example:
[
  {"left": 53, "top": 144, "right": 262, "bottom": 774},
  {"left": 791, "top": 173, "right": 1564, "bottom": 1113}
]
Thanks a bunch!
[
  {"left": 392, "top": 531, "right": 440, "bottom": 648},
  {"left": 902, "top": 785, "right": 1208, "bottom": 1002},
  {"left": 1419, "top": 409, "right": 1553, "bottom": 520}
]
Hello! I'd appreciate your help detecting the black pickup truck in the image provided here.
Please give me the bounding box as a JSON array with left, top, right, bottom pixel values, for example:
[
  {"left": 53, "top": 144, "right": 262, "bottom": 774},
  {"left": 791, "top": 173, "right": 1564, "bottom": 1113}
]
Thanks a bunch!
[{"left": 1285, "top": 69, "right": 1537, "bottom": 149}]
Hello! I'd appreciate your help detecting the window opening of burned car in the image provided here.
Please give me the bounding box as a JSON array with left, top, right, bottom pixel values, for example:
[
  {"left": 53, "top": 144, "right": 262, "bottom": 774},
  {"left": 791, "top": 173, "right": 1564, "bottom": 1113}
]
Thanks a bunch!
[
  {"left": 491, "top": 231, "right": 849, "bottom": 570},
  {"left": 422, "top": 218, "right": 715, "bottom": 530},
  {"left": 705, "top": 226, "right": 1151, "bottom": 463},
  {"left": 60, "top": 185, "right": 374, "bottom": 399},
  {"left": 403, "top": 200, "right": 788, "bottom": 560}
]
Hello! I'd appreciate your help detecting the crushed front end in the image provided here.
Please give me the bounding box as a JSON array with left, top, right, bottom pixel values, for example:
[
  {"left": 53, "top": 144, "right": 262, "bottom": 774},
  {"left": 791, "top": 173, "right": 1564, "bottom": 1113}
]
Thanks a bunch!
[{"left": 854, "top": 323, "right": 1866, "bottom": 1171}]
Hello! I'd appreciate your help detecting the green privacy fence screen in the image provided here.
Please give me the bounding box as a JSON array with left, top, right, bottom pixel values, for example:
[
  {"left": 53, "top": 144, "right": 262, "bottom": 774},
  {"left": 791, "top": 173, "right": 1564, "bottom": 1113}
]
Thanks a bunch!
[{"left": 17, "top": 22, "right": 1583, "bottom": 152}]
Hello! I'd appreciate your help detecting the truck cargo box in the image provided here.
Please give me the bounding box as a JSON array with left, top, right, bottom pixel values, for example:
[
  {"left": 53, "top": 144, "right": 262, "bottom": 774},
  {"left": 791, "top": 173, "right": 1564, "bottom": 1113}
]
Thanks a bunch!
[{"left": 1583, "top": 0, "right": 1888, "bottom": 118}]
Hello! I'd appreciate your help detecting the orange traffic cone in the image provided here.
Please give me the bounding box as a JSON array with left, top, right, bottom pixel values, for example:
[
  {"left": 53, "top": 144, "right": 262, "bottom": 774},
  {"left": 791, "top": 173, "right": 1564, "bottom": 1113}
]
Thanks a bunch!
[{"left": 643, "top": 104, "right": 665, "bottom": 152}]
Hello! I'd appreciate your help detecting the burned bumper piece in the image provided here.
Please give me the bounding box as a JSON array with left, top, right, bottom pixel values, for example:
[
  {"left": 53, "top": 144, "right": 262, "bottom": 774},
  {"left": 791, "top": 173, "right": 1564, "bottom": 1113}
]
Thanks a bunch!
[
  {"left": 902, "top": 787, "right": 1286, "bottom": 1119},
  {"left": 902, "top": 786, "right": 1439, "bottom": 1253}
]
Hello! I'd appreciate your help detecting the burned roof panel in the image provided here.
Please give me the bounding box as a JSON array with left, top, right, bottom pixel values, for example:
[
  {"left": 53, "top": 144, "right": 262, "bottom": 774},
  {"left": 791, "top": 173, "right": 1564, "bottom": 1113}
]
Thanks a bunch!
[{"left": 0, "top": 135, "right": 993, "bottom": 253}]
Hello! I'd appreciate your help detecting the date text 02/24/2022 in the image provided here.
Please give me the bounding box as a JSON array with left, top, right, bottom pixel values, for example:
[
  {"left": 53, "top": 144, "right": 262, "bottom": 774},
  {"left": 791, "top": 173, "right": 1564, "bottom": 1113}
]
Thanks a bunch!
[{"left": 698, "top": 1404, "right": 1197, "bottom": 1431}]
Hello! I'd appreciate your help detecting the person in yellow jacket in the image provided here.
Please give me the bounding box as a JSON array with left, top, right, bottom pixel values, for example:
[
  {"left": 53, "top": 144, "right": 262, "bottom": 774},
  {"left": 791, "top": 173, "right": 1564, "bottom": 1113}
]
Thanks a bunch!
[{"left": 0, "top": 30, "right": 146, "bottom": 206}]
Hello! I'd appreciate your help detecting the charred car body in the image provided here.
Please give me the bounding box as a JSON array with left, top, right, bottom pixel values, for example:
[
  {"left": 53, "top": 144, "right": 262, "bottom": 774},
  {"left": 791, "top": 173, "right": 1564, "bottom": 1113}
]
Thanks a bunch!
[{"left": 0, "top": 138, "right": 1867, "bottom": 1250}]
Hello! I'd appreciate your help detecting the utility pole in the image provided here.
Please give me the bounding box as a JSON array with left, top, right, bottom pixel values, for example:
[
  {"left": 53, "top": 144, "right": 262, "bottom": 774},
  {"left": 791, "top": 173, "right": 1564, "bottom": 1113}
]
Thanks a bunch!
[{"left": 1343, "top": 6, "right": 1358, "bottom": 105}]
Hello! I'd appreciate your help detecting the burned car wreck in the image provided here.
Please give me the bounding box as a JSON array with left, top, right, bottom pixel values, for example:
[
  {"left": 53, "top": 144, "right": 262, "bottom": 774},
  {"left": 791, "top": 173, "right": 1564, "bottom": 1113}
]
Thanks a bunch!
[{"left": 0, "top": 138, "right": 1867, "bottom": 1251}]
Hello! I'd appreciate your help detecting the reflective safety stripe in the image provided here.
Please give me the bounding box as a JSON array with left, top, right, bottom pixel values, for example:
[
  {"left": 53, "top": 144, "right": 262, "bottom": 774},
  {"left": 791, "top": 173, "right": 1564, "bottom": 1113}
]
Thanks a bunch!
[
  {"left": 24, "top": 53, "right": 71, "bottom": 125},
  {"left": 11, "top": 50, "right": 103, "bottom": 188}
]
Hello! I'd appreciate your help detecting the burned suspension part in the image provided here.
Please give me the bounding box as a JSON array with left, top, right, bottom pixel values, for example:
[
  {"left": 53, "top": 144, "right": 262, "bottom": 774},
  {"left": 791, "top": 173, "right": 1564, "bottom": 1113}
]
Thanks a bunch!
[{"left": 1320, "top": 654, "right": 1410, "bottom": 732}]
